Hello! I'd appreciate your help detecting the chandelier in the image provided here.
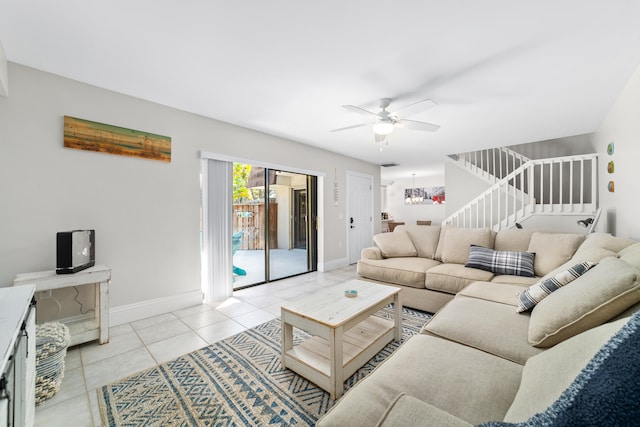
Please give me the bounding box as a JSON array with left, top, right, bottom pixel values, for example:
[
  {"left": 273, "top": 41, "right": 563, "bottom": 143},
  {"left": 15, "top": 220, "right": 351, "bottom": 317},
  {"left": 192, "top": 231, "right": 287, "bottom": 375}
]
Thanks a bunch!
[{"left": 405, "top": 174, "right": 423, "bottom": 205}]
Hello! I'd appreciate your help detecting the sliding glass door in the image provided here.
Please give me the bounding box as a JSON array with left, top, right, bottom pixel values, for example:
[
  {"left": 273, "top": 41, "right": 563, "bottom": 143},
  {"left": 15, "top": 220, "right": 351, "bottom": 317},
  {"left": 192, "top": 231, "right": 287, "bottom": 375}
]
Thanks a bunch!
[{"left": 232, "top": 163, "right": 316, "bottom": 289}]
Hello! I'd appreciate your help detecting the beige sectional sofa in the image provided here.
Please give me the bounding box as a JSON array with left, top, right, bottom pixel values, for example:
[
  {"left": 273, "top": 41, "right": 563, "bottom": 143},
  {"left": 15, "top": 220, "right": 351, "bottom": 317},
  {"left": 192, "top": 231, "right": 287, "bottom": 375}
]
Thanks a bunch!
[
  {"left": 317, "top": 231, "right": 640, "bottom": 426},
  {"left": 357, "top": 225, "right": 627, "bottom": 313}
]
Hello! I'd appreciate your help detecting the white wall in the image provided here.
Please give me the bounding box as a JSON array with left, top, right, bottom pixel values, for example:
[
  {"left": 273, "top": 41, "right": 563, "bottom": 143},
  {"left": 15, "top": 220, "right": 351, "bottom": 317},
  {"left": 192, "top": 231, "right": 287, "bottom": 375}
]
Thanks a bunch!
[
  {"left": 0, "top": 40, "right": 7, "bottom": 96},
  {"left": 443, "top": 160, "right": 492, "bottom": 217},
  {"left": 0, "top": 63, "right": 380, "bottom": 316},
  {"left": 384, "top": 174, "right": 447, "bottom": 226},
  {"left": 591, "top": 64, "right": 640, "bottom": 239}
]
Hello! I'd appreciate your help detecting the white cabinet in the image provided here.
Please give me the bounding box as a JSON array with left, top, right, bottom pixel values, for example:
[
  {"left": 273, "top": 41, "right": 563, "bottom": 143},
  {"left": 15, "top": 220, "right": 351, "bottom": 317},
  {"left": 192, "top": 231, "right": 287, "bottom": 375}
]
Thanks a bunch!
[{"left": 0, "top": 285, "right": 36, "bottom": 427}]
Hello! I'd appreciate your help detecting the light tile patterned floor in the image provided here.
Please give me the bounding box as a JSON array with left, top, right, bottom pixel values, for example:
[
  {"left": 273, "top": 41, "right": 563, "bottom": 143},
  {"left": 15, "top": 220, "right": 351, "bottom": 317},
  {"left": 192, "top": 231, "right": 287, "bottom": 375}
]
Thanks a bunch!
[{"left": 34, "top": 265, "right": 358, "bottom": 427}]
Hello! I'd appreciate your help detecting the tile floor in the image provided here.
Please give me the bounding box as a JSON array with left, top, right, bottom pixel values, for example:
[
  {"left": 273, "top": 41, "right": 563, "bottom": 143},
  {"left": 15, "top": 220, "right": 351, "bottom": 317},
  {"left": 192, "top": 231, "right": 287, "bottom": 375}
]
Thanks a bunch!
[{"left": 34, "top": 265, "right": 358, "bottom": 427}]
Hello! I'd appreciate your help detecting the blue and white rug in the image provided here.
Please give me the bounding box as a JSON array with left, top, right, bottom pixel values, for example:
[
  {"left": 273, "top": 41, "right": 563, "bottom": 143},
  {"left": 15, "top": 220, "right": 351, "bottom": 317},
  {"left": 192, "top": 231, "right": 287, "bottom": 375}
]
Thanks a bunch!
[{"left": 98, "top": 306, "right": 431, "bottom": 426}]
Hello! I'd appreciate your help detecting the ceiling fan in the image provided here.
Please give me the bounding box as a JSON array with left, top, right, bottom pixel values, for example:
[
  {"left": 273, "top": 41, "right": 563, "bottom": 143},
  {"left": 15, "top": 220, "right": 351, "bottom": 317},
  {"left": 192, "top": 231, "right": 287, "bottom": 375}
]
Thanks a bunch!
[{"left": 331, "top": 98, "right": 440, "bottom": 140}]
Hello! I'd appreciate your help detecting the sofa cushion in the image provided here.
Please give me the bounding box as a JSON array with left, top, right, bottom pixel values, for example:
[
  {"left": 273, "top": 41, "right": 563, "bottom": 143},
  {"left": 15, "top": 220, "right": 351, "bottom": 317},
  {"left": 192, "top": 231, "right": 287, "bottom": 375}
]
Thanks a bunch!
[
  {"left": 527, "top": 232, "right": 585, "bottom": 276},
  {"left": 396, "top": 225, "right": 441, "bottom": 259},
  {"left": 436, "top": 226, "right": 496, "bottom": 264},
  {"left": 434, "top": 226, "right": 450, "bottom": 261},
  {"left": 357, "top": 257, "right": 440, "bottom": 289},
  {"left": 457, "top": 282, "right": 528, "bottom": 306},
  {"left": 376, "top": 394, "right": 473, "bottom": 427},
  {"left": 528, "top": 256, "right": 640, "bottom": 347},
  {"left": 316, "top": 334, "right": 522, "bottom": 427},
  {"left": 439, "top": 227, "right": 495, "bottom": 264},
  {"left": 490, "top": 275, "right": 539, "bottom": 286},
  {"left": 373, "top": 230, "right": 417, "bottom": 258},
  {"left": 425, "top": 263, "right": 494, "bottom": 294},
  {"left": 494, "top": 228, "right": 536, "bottom": 252},
  {"left": 501, "top": 315, "right": 636, "bottom": 424},
  {"left": 574, "top": 232, "right": 636, "bottom": 254},
  {"left": 466, "top": 245, "right": 536, "bottom": 277},
  {"left": 540, "top": 246, "right": 617, "bottom": 281},
  {"left": 424, "top": 296, "right": 542, "bottom": 364},
  {"left": 618, "top": 242, "right": 640, "bottom": 268},
  {"left": 516, "top": 261, "right": 596, "bottom": 313}
]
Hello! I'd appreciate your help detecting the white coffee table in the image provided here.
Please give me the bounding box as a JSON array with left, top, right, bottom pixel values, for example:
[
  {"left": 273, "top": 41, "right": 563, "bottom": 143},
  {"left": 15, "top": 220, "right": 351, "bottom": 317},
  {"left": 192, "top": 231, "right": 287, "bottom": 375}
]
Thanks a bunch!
[{"left": 281, "top": 280, "right": 402, "bottom": 399}]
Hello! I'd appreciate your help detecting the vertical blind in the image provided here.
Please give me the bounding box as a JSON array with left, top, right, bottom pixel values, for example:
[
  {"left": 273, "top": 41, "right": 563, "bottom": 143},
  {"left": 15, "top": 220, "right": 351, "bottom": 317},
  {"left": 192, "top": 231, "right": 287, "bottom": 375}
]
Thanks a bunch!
[{"left": 202, "top": 159, "right": 233, "bottom": 303}]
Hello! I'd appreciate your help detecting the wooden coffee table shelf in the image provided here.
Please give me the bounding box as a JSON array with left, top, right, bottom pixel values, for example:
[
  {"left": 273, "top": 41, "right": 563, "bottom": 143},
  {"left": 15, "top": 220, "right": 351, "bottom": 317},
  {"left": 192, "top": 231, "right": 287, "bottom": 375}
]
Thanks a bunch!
[{"left": 281, "top": 280, "right": 402, "bottom": 399}]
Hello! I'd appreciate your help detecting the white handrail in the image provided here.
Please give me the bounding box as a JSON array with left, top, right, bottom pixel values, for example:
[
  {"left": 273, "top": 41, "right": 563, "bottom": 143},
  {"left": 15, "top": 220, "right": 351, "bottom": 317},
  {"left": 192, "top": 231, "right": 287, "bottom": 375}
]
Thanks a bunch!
[
  {"left": 456, "top": 147, "right": 531, "bottom": 183},
  {"left": 444, "top": 153, "right": 598, "bottom": 230}
]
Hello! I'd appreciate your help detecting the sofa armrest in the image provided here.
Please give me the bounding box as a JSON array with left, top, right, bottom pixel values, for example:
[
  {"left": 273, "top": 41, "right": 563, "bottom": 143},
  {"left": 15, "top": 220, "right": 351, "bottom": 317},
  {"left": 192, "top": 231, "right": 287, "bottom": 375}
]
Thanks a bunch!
[
  {"left": 376, "top": 393, "right": 473, "bottom": 427},
  {"left": 361, "top": 246, "right": 383, "bottom": 260}
]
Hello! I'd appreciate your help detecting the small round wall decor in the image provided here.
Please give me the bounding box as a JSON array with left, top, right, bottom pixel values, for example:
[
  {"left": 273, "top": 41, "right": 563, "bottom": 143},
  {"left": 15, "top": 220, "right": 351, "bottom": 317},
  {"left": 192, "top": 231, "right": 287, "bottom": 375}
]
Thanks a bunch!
[
  {"left": 608, "top": 181, "right": 615, "bottom": 192},
  {"left": 607, "top": 142, "right": 615, "bottom": 155},
  {"left": 607, "top": 161, "right": 614, "bottom": 174}
]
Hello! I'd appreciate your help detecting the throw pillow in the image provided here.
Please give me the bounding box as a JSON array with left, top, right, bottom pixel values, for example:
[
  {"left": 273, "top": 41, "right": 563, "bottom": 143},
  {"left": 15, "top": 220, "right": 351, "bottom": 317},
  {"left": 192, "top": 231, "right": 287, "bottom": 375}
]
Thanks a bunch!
[
  {"left": 527, "top": 232, "right": 585, "bottom": 276},
  {"left": 475, "top": 312, "right": 640, "bottom": 427},
  {"left": 372, "top": 230, "right": 418, "bottom": 258},
  {"left": 466, "top": 245, "right": 536, "bottom": 278},
  {"left": 516, "top": 261, "right": 596, "bottom": 313},
  {"left": 528, "top": 256, "right": 640, "bottom": 348},
  {"left": 439, "top": 227, "right": 494, "bottom": 264},
  {"left": 403, "top": 225, "right": 442, "bottom": 259},
  {"left": 618, "top": 242, "right": 640, "bottom": 269}
]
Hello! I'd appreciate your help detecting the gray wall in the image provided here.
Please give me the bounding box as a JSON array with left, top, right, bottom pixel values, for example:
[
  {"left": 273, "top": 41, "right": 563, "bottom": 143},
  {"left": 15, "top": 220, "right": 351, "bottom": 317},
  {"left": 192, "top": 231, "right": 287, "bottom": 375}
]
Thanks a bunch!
[
  {"left": 0, "top": 64, "right": 380, "bottom": 312},
  {"left": 507, "top": 134, "right": 594, "bottom": 159}
]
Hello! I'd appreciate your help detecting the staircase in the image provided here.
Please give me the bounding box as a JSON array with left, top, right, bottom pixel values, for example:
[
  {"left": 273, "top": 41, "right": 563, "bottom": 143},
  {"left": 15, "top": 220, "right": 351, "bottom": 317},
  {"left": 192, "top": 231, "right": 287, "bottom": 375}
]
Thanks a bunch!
[
  {"left": 452, "top": 147, "right": 530, "bottom": 184},
  {"left": 444, "top": 147, "right": 598, "bottom": 231}
]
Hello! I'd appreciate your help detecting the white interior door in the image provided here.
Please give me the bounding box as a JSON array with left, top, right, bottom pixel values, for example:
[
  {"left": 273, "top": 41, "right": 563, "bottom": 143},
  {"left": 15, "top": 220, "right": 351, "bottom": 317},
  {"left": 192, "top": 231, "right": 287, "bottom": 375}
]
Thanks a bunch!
[{"left": 347, "top": 171, "right": 374, "bottom": 264}]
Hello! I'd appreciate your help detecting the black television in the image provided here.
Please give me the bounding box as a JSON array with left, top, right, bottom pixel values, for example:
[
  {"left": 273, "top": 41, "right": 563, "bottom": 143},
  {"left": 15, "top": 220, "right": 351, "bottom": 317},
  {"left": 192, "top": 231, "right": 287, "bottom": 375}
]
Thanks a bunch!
[{"left": 56, "top": 230, "right": 95, "bottom": 274}]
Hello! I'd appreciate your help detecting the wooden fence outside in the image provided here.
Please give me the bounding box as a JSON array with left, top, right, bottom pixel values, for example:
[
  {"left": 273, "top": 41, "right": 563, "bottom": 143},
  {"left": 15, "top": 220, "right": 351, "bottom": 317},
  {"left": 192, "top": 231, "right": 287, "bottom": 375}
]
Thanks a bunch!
[{"left": 233, "top": 203, "right": 278, "bottom": 250}]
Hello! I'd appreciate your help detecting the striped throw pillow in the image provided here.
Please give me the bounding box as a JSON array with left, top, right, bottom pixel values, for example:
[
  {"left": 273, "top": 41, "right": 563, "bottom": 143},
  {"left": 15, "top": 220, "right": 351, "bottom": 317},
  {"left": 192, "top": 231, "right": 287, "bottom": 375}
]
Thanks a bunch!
[
  {"left": 516, "top": 261, "right": 596, "bottom": 313},
  {"left": 465, "top": 245, "right": 536, "bottom": 277}
]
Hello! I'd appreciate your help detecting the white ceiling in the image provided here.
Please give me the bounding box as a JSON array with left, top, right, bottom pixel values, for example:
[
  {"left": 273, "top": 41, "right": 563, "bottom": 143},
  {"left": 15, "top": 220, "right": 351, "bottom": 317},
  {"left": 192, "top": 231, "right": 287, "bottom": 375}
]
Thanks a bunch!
[{"left": 2, "top": 1, "right": 640, "bottom": 180}]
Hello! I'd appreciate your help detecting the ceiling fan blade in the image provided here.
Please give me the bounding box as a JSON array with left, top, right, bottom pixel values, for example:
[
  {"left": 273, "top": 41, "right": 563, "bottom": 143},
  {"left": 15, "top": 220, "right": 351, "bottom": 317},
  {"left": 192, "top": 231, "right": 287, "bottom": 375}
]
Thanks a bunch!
[
  {"left": 330, "top": 122, "right": 369, "bottom": 132},
  {"left": 394, "top": 98, "right": 437, "bottom": 117},
  {"left": 342, "top": 105, "right": 380, "bottom": 118},
  {"left": 399, "top": 119, "right": 440, "bottom": 132}
]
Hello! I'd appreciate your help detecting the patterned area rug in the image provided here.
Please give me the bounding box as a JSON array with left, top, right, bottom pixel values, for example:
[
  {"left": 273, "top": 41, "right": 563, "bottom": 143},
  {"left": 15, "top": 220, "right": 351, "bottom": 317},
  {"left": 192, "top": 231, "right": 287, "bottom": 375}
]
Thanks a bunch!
[{"left": 98, "top": 306, "right": 431, "bottom": 426}]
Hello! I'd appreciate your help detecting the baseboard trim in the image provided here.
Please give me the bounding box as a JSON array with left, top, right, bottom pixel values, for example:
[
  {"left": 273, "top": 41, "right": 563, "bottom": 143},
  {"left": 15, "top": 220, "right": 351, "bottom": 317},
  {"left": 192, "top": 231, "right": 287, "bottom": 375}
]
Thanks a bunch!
[
  {"left": 318, "top": 257, "right": 350, "bottom": 272},
  {"left": 109, "top": 290, "right": 203, "bottom": 326}
]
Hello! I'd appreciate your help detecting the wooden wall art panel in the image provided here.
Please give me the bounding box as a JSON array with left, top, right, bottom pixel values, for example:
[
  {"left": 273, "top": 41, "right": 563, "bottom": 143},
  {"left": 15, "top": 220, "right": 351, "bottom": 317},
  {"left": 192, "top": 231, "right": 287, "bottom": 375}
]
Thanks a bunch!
[{"left": 63, "top": 116, "right": 171, "bottom": 162}]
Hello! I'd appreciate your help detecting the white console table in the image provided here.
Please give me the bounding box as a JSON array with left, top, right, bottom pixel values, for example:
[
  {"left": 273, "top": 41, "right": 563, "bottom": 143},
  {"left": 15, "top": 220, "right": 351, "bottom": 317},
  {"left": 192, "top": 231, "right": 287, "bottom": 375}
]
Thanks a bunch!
[{"left": 13, "top": 265, "right": 111, "bottom": 346}]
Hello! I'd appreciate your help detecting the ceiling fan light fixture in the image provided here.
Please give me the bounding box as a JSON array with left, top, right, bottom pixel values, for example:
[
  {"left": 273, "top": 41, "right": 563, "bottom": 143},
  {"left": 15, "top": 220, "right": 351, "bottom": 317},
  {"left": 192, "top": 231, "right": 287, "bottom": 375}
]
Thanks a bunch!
[{"left": 373, "top": 121, "right": 394, "bottom": 135}]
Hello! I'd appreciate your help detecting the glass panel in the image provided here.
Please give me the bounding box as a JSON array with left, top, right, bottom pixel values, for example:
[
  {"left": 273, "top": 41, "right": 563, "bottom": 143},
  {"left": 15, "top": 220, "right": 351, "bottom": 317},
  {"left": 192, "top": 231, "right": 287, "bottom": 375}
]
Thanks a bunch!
[
  {"left": 232, "top": 164, "right": 316, "bottom": 289},
  {"left": 232, "top": 163, "right": 266, "bottom": 288},
  {"left": 268, "top": 170, "right": 310, "bottom": 280}
]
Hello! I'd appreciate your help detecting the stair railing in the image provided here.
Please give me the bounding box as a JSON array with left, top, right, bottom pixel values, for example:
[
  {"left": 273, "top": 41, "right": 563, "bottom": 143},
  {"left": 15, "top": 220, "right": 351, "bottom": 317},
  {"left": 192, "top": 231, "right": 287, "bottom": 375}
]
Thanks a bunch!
[
  {"left": 454, "top": 147, "right": 531, "bottom": 183},
  {"left": 444, "top": 153, "right": 598, "bottom": 231}
]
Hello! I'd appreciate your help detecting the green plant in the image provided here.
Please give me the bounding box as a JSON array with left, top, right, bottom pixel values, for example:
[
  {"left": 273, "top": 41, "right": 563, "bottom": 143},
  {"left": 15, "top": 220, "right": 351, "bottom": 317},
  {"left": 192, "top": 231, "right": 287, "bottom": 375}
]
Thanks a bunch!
[{"left": 233, "top": 163, "right": 252, "bottom": 202}]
